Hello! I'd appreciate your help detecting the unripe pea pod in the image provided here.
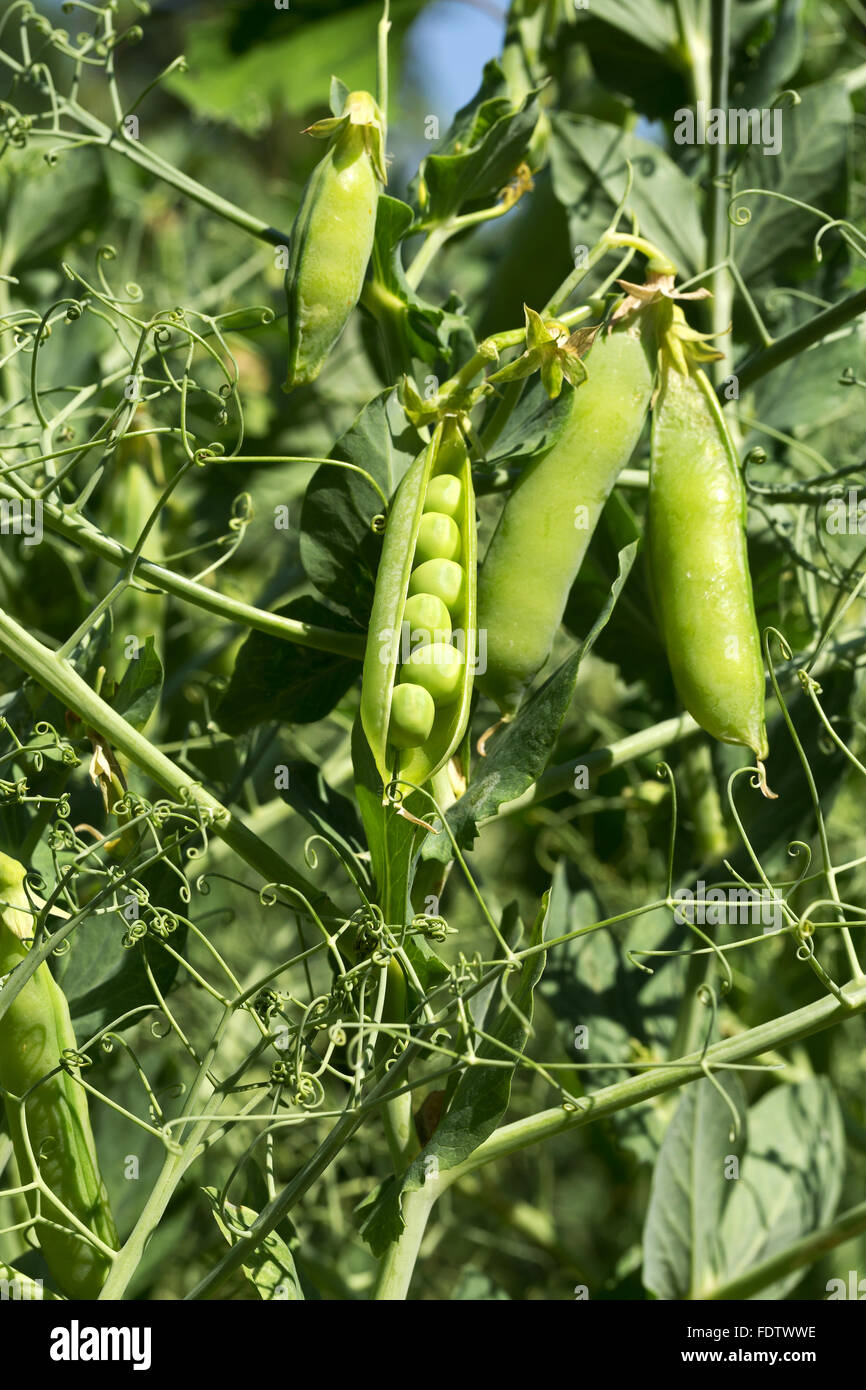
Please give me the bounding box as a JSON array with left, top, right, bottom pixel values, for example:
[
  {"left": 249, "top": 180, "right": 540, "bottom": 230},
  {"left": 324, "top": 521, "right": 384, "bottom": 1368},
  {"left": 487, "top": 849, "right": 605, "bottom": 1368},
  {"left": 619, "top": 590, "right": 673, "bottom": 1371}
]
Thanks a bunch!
[
  {"left": 0, "top": 852, "right": 117, "bottom": 1297},
  {"left": 648, "top": 362, "right": 771, "bottom": 779},
  {"left": 477, "top": 322, "right": 656, "bottom": 715},
  {"left": 284, "top": 90, "right": 386, "bottom": 391},
  {"left": 360, "top": 418, "right": 477, "bottom": 792}
]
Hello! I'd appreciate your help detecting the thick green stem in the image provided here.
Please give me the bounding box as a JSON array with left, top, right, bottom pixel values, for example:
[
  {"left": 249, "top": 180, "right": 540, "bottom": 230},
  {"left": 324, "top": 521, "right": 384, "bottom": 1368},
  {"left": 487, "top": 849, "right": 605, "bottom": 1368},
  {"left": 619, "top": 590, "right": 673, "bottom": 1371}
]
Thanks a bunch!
[
  {"left": 0, "top": 478, "right": 365, "bottom": 659},
  {"left": 99, "top": 1142, "right": 195, "bottom": 1299},
  {"left": 371, "top": 1182, "right": 437, "bottom": 1300},
  {"left": 440, "top": 975, "right": 866, "bottom": 1188},
  {"left": 383, "top": 1091, "right": 418, "bottom": 1170},
  {"left": 731, "top": 289, "right": 866, "bottom": 395},
  {"left": 405, "top": 225, "right": 450, "bottom": 291},
  {"left": 0, "top": 607, "right": 337, "bottom": 925},
  {"left": 685, "top": 741, "right": 728, "bottom": 860}
]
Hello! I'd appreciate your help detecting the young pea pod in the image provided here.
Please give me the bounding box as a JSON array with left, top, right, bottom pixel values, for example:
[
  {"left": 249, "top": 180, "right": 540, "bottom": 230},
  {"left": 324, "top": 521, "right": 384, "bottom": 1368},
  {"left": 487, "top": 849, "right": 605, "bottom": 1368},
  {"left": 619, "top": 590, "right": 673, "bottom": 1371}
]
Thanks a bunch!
[
  {"left": 477, "top": 321, "right": 656, "bottom": 714},
  {"left": 648, "top": 360, "right": 770, "bottom": 773},
  {"left": 284, "top": 90, "right": 386, "bottom": 391},
  {"left": 0, "top": 852, "right": 117, "bottom": 1298},
  {"left": 361, "top": 419, "right": 477, "bottom": 793}
]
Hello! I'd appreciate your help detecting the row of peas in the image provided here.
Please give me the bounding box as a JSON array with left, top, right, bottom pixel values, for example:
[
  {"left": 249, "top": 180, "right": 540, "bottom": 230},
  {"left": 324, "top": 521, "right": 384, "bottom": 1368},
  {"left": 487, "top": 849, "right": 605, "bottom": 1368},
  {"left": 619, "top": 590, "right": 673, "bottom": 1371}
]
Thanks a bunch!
[{"left": 389, "top": 468, "right": 467, "bottom": 749}]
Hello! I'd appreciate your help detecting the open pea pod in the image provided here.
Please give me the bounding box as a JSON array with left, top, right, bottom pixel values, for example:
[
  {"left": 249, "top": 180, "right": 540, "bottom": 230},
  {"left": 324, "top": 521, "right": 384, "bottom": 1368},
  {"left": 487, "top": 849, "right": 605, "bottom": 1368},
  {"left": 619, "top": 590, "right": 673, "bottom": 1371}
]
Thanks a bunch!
[{"left": 360, "top": 419, "right": 477, "bottom": 795}]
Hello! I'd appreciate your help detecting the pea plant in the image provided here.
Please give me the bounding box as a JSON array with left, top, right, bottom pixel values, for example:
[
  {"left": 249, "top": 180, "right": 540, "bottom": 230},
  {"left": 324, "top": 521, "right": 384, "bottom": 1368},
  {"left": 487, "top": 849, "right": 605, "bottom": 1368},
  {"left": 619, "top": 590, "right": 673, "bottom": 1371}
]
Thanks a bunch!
[{"left": 0, "top": 0, "right": 865, "bottom": 1305}]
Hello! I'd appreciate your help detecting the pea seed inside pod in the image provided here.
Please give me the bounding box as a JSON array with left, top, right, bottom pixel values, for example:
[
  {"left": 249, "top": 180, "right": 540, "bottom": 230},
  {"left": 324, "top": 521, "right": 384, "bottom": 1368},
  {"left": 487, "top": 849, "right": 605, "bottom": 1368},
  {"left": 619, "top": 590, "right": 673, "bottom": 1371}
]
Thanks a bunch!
[
  {"left": 389, "top": 682, "right": 436, "bottom": 748},
  {"left": 424, "top": 474, "right": 463, "bottom": 518},
  {"left": 400, "top": 641, "right": 464, "bottom": 703},
  {"left": 408, "top": 558, "right": 464, "bottom": 612},
  {"left": 402, "top": 592, "right": 452, "bottom": 647},
  {"left": 414, "top": 511, "right": 462, "bottom": 565}
]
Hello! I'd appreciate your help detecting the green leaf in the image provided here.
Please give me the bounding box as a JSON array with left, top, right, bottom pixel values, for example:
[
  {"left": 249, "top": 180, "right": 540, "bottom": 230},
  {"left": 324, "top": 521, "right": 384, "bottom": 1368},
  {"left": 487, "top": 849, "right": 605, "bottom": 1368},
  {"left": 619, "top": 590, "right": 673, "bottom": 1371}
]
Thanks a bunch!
[
  {"left": 300, "top": 388, "right": 421, "bottom": 623},
  {"left": 563, "top": 488, "right": 667, "bottom": 691},
  {"left": 111, "top": 638, "right": 163, "bottom": 733},
  {"left": 330, "top": 75, "right": 351, "bottom": 118},
  {"left": 573, "top": 0, "right": 679, "bottom": 57},
  {"left": 0, "top": 1260, "right": 63, "bottom": 1300},
  {"left": 749, "top": 327, "right": 866, "bottom": 438},
  {"left": 469, "top": 902, "right": 524, "bottom": 1032},
  {"left": 204, "top": 1190, "right": 304, "bottom": 1300},
  {"left": 734, "top": 82, "right": 851, "bottom": 283},
  {"left": 421, "top": 539, "right": 639, "bottom": 865},
  {"left": 403, "top": 931, "right": 452, "bottom": 997},
  {"left": 733, "top": 0, "right": 805, "bottom": 109},
  {"left": 356, "top": 1174, "right": 404, "bottom": 1258},
  {"left": 165, "top": 2, "right": 425, "bottom": 130},
  {"left": 566, "top": 2, "right": 687, "bottom": 121},
  {"left": 643, "top": 1073, "right": 748, "bottom": 1300},
  {"left": 277, "top": 758, "right": 368, "bottom": 876},
  {"left": 0, "top": 147, "right": 109, "bottom": 273},
  {"left": 643, "top": 1077, "right": 845, "bottom": 1300},
  {"left": 217, "top": 597, "right": 362, "bottom": 733},
  {"left": 369, "top": 195, "right": 474, "bottom": 366},
  {"left": 718, "top": 1079, "right": 844, "bottom": 1299},
  {"left": 411, "top": 59, "right": 540, "bottom": 226},
  {"left": 538, "top": 862, "right": 685, "bottom": 1164},
  {"left": 550, "top": 114, "right": 705, "bottom": 278},
  {"left": 483, "top": 373, "right": 576, "bottom": 467}
]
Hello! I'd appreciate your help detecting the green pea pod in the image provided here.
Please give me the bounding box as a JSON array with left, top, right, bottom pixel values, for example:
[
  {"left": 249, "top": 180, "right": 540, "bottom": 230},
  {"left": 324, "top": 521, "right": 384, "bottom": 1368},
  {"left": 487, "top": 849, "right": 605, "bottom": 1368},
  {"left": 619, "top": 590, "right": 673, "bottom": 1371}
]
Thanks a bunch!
[
  {"left": 0, "top": 852, "right": 117, "bottom": 1298},
  {"left": 284, "top": 90, "right": 386, "bottom": 391},
  {"left": 477, "top": 322, "right": 655, "bottom": 714},
  {"left": 648, "top": 362, "right": 770, "bottom": 769},
  {"left": 361, "top": 419, "right": 477, "bottom": 793}
]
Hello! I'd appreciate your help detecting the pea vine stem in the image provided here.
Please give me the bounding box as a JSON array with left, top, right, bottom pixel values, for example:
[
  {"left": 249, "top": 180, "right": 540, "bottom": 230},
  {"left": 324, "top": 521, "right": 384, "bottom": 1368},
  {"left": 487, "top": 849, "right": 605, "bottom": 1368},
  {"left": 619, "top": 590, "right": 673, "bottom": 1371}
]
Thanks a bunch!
[
  {"left": 0, "top": 476, "right": 365, "bottom": 660},
  {"left": 362, "top": 976, "right": 866, "bottom": 1301},
  {"left": 706, "top": 0, "right": 733, "bottom": 385},
  {"left": 701, "top": 1196, "right": 866, "bottom": 1300},
  {"left": 0, "top": 44, "right": 292, "bottom": 248},
  {"left": 370, "top": 1182, "right": 438, "bottom": 1300},
  {"left": 100, "top": 1007, "right": 237, "bottom": 1299},
  {"left": 730, "top": 287, "right": 866, "bottom": 395},
  {"left": 443, "top": 974, "right": 866, "bottom": 1184},
  {"left": 0, "top": 605, "right": 339, "bottom": 919},
  {"left": 405, "top": 204, "right": 513, "bottom": 292}
]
